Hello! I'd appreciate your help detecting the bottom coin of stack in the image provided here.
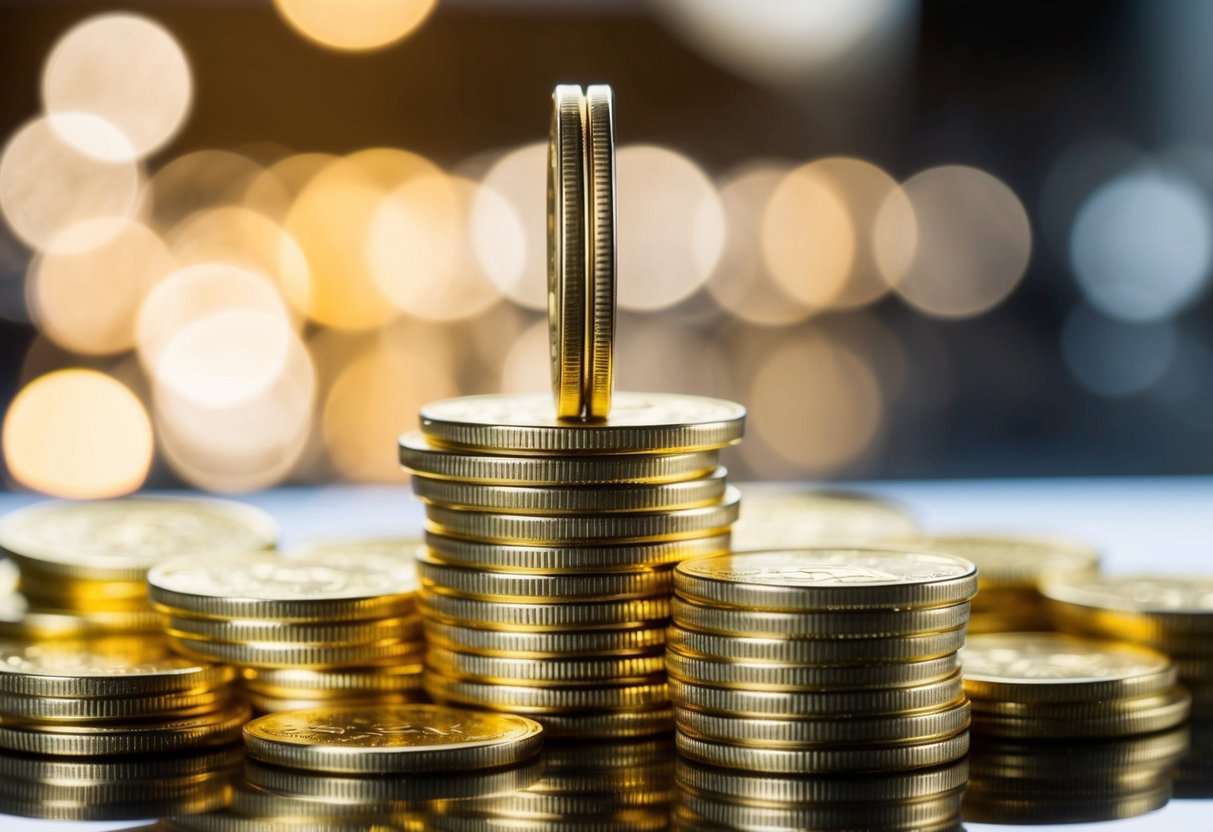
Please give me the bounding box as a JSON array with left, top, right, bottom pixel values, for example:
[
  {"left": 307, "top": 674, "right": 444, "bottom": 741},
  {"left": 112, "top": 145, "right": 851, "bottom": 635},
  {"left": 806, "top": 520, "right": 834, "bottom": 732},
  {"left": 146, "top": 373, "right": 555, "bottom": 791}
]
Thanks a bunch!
[
  {"left": 0, "top": 639, "right": 246, "bottom": 757},
  {"left": 427, "top": 737, "right": 674, "bottom": 831},
  {"left": 148, "top": 550, "right": 425, "bottom": 712},
  {"left": 963, "top": 726, "right": 1189, "bottom": 823},
  {"left": 1043, "top": 573, "right": 1213, "bottom": 714},
  {"left": 669, "top": 549, "right": 977, "bottom": 774},
  {"left": 961, "top": 633, "right": 1191, "bottom": 739},
  {"left": 902, "top": 534, "right": 1100, "bottom": 634},
  {"left": 673, "top": 757, "right": 968, "bottom": 831}
]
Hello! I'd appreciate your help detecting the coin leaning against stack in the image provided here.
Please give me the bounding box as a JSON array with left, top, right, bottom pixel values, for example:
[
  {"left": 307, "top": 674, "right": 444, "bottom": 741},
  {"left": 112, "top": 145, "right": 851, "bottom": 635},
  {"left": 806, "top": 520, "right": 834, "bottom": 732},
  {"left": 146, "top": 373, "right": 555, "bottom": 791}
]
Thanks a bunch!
[
  {"left": 404, "top": 83, "right": 747, "bottom": 739},
  {"left": 1042, "top": 573, "right": 1213, "bottom": 714},
  {"left": 148, "top": 549, "right": 426, "bottom": 712},
  {"left": 669, "top": 549, "right": 977, "bottom": 776}
]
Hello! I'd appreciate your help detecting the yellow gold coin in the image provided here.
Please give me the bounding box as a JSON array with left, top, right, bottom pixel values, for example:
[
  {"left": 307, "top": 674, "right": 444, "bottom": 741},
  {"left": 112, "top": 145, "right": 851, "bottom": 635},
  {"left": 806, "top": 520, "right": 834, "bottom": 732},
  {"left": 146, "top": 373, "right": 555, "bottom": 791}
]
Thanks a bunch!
[
  {"left": 903, "top": 533, "right": 1099, "bottom": 589},
  {"left": 165, "top": 613, "right": 421, "bottom": 646},
  {"left": 549, "top": 83, "right": 588, "bottom": 420},
  {"left": 535, "top": 708, "right": 674, "bottom": 739},
  {"left": 0, "top": 639, "right": 231, "bottom": 697},
  {"left": 0, "top": 593, "right": 161, "bottom": 639},
  {"left": 416, "top": 552, "right": 671, "bottom": 601},
  {"left": 424, "top": 620, "right": 666, "bottom": 658},
  {"left": 674, "top": 730, "right": 969, "bottom": 773},
  {"left": 666, "top": 624, "right": 966, "bottom": 664},
  {"left": 420, "top": 590, "right": 669, "bottom": 631},
  {"left": 665, "top": 650, "right": 960, "bottom": 691},
  {"left": 672, "top": 596, "right": 970, "bottom": 638},
  {"left": 168, "top": 634, "right": 423, "bottom": 670},
  {"left": 240, "top": 662, "right": 425, "bottom": 698},
  {"left": 243, "top": 703, "right": 544, "bottom": 773},
  {"left": 1043, "top": 573, "right": 1213, "bottom": 639},
  {"left": 424, "top": 670, "right": 668, "bottom": 714},
  {"left": 731, "top": 486, "right": 916, "bottom": 550},
  {"left": 670, "top": 673, "right": 965, "bottom": 718},
  {"left": 0, "top": 497, "right": 277, "bottom": 582},
  {"left": 584, "top": 83, "right": 616, "bottom": 420},
  {"left": 242, "top": 690, "right": 424, "bottom": 714},
  {"left": 424, "top": 532, "right": 729, "bottom": 573},
  {"left": 969, "top": 687, "right": 1192, "bottom": 738},
  {"left": 1, "top": 687, "right": 232, "bottom": 721},
  {"left": 426, "top": 646, "right": 666, "bottom": 687}
]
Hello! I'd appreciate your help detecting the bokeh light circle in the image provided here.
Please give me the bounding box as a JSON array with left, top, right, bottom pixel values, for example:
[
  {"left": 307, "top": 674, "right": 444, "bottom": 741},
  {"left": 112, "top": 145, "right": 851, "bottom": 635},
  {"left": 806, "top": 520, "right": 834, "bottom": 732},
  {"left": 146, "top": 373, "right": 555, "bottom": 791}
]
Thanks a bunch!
[
  {"left": 1061, "top": 304, "right": 1176, "bottom": 398},
  {"left": 273, "top": 0, "right": 437, "bottom": 52},
  {"left": 3, "top": 369, "right": 152, "bottom": 498},
  {"left": 473, "top": 142, "right": 549, "bottom": 310}
]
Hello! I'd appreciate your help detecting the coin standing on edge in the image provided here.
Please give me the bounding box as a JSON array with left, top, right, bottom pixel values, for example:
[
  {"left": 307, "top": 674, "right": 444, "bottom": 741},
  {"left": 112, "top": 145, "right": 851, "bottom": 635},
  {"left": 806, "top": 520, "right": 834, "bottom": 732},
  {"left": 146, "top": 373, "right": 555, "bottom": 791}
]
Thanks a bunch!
[
  {"left": 549, "top": 84, "right": 588, "bottom": 420},
  {"left": 584, "top": 83, "right": 616, "bottom": 420}
]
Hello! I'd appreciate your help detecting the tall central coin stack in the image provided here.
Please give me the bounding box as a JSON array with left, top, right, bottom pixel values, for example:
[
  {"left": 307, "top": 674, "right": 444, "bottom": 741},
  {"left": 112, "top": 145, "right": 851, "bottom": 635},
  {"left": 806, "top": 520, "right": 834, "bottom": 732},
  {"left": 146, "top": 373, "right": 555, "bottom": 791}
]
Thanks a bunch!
[{"left": 402, "top": 84, "right": 746, "bottom": 739}]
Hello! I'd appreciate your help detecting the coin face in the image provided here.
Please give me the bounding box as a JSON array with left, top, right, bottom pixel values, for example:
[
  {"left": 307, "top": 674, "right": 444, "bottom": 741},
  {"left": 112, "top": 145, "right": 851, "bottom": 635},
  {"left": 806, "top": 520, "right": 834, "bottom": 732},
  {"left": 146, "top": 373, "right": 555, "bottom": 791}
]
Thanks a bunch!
[
  {"left": 0, "top": 498, "right": 278, "bottom": 579},
  {"left": 1042, "top": 574, "right": 1213, "bottom": 614},
  {"left": 731, "top": 487, "right": 916, "bottom": 550},
  {"left": 905, "top": 534, "right": 1099, "bottom": 587}
]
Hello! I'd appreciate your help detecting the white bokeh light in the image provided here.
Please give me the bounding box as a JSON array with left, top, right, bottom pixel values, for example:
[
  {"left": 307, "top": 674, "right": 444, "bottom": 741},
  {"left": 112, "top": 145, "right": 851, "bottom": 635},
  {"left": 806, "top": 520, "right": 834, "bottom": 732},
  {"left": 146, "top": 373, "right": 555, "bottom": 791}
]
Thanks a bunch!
[{"left": 1061, "top": 304, "right": 1177, "bottom": 398}]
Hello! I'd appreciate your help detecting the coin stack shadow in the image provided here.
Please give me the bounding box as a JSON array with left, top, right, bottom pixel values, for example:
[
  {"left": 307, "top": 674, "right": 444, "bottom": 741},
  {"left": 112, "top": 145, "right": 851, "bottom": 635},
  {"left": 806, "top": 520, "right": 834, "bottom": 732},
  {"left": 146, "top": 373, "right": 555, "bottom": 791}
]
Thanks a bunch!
[
  {"left": 400, "top": 392, "right": 746, "bottom": 739},
  {"left": 148, "top": 550, "right": 426, "bottom": 713},
  {"left": 667, "top": 548, "right": 977, "bottom": 827}
]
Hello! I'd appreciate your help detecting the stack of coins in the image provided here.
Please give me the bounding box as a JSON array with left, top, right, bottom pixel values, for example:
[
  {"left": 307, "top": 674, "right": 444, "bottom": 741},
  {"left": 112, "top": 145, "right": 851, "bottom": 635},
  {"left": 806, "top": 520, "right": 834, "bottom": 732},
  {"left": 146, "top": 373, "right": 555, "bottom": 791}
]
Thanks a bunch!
[
  {"left": 0, "top": 498, "right": 277, "bottom": 640},
  {"left": 963, "top": 727, "right": 1188, "bottom": 823},
  {"left": 429, "top": 738, "right": 674, "bottom": 831},
  {"left": 148, "top": 550, "right": 425, "bottom": 712},
  {"left": 673, "top": 758, "right": 969, "bottom": 831},
  {"left": 0, "top": 639, "right": 246, "bottom": 757},
  {"left": 669, "top": 549, "right": 976, "bottom": 774},
  {"left": 1043, "top": 574, "right": 1213, "bottom": 714},
  {"left": 730, "top": 485, "right": 917, "bottom": 551},
  {"left": 960, "top": 633, "right": 1191, "bottom": 738},
  {"left": 900, "top": 534, "right": 1100, "bottom": 633}
]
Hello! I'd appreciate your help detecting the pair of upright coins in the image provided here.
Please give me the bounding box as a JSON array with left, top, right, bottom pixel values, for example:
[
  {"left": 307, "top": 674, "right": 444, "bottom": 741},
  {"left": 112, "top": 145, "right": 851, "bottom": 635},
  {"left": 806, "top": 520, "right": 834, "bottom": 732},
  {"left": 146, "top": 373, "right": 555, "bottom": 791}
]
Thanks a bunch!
[{"left": 549, "top": 83, "right": 615, "bottom": 420}]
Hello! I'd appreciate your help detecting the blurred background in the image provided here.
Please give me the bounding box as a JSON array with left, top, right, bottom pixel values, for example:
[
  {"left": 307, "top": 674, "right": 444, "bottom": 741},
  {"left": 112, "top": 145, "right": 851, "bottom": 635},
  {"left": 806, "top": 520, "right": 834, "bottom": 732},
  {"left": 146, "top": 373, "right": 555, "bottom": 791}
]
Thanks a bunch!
[{"left": 0, "top": 0, "right": 1210, "bottom": 497}]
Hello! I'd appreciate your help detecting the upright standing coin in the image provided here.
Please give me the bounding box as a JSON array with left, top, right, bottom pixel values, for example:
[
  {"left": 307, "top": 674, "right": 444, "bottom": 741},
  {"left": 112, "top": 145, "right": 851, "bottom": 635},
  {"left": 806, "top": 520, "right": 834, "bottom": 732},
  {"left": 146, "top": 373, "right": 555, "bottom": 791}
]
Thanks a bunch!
[
  {"left": 584, "top": 83, "right": 616, "bottom": 420},
  {"left": 243, "top": 703, "right": 543, "bottom": 773},
  {"left": 549, "top": 84, "right": 588, "bottom": 420}
]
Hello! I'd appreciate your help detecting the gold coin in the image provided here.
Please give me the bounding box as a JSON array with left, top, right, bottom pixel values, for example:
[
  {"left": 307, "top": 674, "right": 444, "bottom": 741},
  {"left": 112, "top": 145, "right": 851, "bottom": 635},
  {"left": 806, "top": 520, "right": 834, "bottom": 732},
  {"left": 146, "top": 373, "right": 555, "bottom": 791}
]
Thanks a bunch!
[
  {"left": 240, "top": 663, "right": 425, "bottom": 697},
  {"left": 0, "top": 744, "right": 243, "bottom": 782},
  {"left": 584, "top": 83, "right": 616, "bottom": 420},
  {"left": 165, "top": 613, "right": 421, "bottom": 646},
  {"left": 670, "top": 672, "right": 964, "bottom": 718},
  {"left": 149, "top": 550, "right": 418, "bottom": 622},
  {"left": 424, "top": 620, "right": 666, "bottom": 658},
  {"left": 969, "top": 687, "right": 1192, "bottom": 738},
  {"left": 243, "top": 703, "right": 544, "bottom": 773},
  {"left": 674, "top": 730, "right": 969, "bottom": 773},
  {"left": 674, "top": 699, "right": 971, "bottom": 747},
  {"left": 961, "top": 633, "right": 1177, "bottom": 702},
  {"left": 1, "top": 687, "right": 232, "bottom": 721},
  {"left": 730, "top": 485, "right": 916, "bottom": 550},
  {"left": 534, "top": 707, "right": 674, "bottom": 739},
  {"left": 666, "top": 624, "right": 966, "bottom": 664},
  {"left": 419, "top": 590, "right": 669, "bottom": 631},
  {"left": 0, "top": 639, "right": 231, "bottom": 697},
  {"left": 675, "top": 789, "right": 963, "bottom": 830},
  {"left": 17, "top": 571, "right": 150, "bottom": 606},
  {"left": 419, "top": 392, "right": 745, "bottom": 454},
  {"left": 541, "top": 737, "right": 673, "bottom": 769},
  {"left": 675, "top": 548, "right": 977, "bottom": 611},
  {"left": 426, "top": 646, "right": 666, "bottom": 687},
  {"left": 674, "top": 757, "right": 969, "bottom": 804},
  {"left": 548, "top": 84, "right": 588, "bottom": 420},
  {"left": 423, "top": 671, "right": 668, "bottom": 714},
  {"left": 0, "top": 700, "right": 250, "bottom": 756},
  {"left": 0, "top": 593, "right": 161, "bottom": 639},
  {"left": 672, "top": 596, "right": 970, "bottom": 638},
  {"left": 417, "top": 552, "right": 671, "bottom": 601},
  {"left": 1043, "top": 573, "right": 1213, "bottom": 636},
  {"left": 243, "top": 690, "right": 424, "bottom": 714},
  {"left": 424, "top": 532, "right": 729, "bottom": 573},
  {"left": 169, "top": 634, "right": 423, "bottom": 670},
  {"left": 902, "top": 533, "right": 1099, "bottom": 589},
  {"left": 400, "top": 433, "right": 719, "bottom": 485},
  {"left": 666, "top": 650, "right": 960, "bottom": 691},
  {"left": 413, "top": 468, "right": 728, "bottom": 515},
  {"left": 0, "top": 497, "right": 277, "bottom": 582}
]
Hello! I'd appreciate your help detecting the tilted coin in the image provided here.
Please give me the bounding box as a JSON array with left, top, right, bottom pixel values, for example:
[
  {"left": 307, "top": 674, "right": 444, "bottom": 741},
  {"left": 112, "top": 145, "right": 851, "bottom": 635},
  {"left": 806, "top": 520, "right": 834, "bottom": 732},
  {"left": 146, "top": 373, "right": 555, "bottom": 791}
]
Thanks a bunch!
[
  {"left": 169, "top": 634, "right": 423, "bottom": 670},
  {"left": 243, "top": 703, "right": 544, "bottom": 773},
  {"left": 670, "top": 672, "right": 964, "bottom": 718},
  {"left": 672, "top": 596, "right": 971, "bottom": 638},
  {"left": 0, "top": 640, "right": 232, "bottom": 697},
  {"left": 416, "top": 552, "right": 671, "bottom": 601},
  {"left": 424, "top": 532, "right": 729, "bottom": 573},
  {"left": 584, "top": 84, "right": 616, "bottom": 420},
  {"left": 1, "top": 687, "right": 232, "bottom": 721},
  {"left": 666, "top": 650, "right": 960, "bottom": 691},
  {"left": 666, "top": 624, "right": 966, "bottom": 664},
  {"left": 240, "top": 663, "right": 425, "bottom": 697},
  {"left": 902, "top": 533, "right": 1099, "bottom": 588},
  {"left": 149, "top": 550, "right": 418, "bottom": 622},
  {"left": 730, "top": 486, "right": 916, "bottom": 550},
  {"left": 413, "top": 467, "right": 727, "bottom": 514},
  {"left": 674, "top": 730, "right": 969, "bottom": 773},
  {"left": 419, "top": 590, "right": 669, "bottom": 631},
  {"left": 424, "top": 671, "right": 668, "bottom": 714},
  {"left": 1042, "top": 573, "right": 1213, "bottom": 635},
  {"left": 425, "top": 488, "right": 740, "bottom": 544},
  {"left": 535, "top": 707, "right": 674, "bottom": 739},
  {"left": 961, "top": 633, "right": 1177, "bottom": 702},
  {"left": 419, "top": 392, "right": 745, "bottom": 454},
  {"left": 0, "top": 497, "right": 277, "bottom": 582},
  {"left": 548, "top": 84, "right": 588, "bottom": 420},
  {"left": 426, "top": 646, "right": 666, "bottom": 686},
  {"left": 400, "top": 433, "right": 719, "bottom": 485},
  {"left": 165, "top": 613, "right": 421, "bottom": 646},
  {"left": 675, "top": 548, "right": 977, "bottom": 611},
  {"left": 424, "top": 620, "right": 666, "bottom": 658}
]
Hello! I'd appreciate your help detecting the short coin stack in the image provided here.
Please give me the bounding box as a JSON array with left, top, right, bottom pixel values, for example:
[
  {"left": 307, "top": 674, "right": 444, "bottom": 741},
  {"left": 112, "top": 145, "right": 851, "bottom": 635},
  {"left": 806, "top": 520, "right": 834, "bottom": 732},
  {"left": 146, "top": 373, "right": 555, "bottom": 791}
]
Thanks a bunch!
[
  {"left": 0, "top": 498, "right": 277, "bottom": 640},
  {"left": 904, "top": 534, "right": 1100, "bottom": 634},
  {"left": 730, "top": 486, "right": 918, "bottom": 550},
  {"left": 148, "top": 550, "right": 425, "bottom": 712},
  {"left": 1043, "top": 573, "right": 1213, "bottom": 714},
  {"left": 406, "top": 392, "right": 744, "bottom": 738},
  {"left": 0, "top": 639, "right": 246, "bottom": 757},
  {"left": 669, "top": 549, "right": 977, "bottom": 774},
  {"left": 960, "top": 633, "right": 1191, "bottom": 738}
]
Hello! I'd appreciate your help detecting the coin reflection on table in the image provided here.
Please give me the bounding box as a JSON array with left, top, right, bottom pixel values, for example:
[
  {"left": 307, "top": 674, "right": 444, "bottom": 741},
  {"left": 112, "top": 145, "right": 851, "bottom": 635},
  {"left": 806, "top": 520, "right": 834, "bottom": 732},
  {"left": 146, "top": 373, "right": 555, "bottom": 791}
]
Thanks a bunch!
[
  {"left": 962, "top": 725, "right": 1189, "bottom": 824},
  {"left": 1175, "top": 717, "right": 1213, "bottom": 799}
]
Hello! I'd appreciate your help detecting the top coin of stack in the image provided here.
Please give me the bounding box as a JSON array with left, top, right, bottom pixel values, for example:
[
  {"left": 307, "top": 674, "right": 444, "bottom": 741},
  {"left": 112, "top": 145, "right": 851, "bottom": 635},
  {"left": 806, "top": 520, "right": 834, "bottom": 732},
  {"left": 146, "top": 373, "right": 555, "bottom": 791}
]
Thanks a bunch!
[
  {"left": 0, "top": 498, "right": 277, "bottom": 640},
  {"left": 730, "top": 485, "right": 918, "bottom": 551},
  {"left": 669, "top": 548, "right": 977, "bottom": 774},
  {"left": 404, "top": 83, "right": 746, "bottom": 739},
  {"left": 1042, "top": 574, "right": 1213, "bottom": 714},
  {"left": 897, "top": 534, "right": 1100, "bottom": 634}
]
